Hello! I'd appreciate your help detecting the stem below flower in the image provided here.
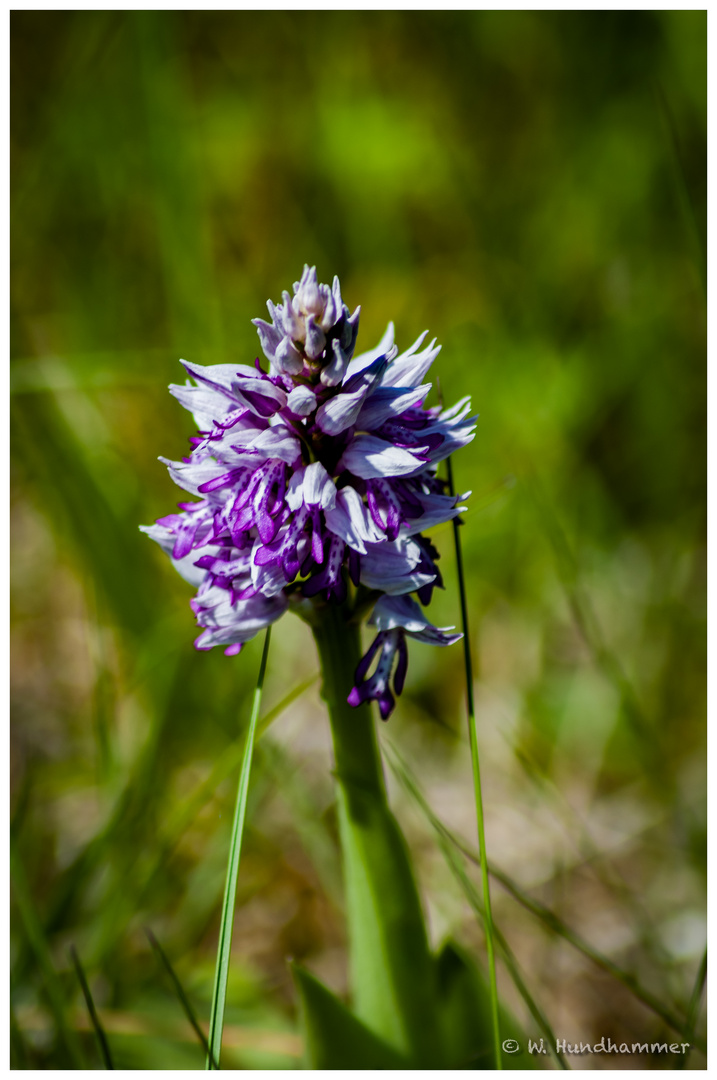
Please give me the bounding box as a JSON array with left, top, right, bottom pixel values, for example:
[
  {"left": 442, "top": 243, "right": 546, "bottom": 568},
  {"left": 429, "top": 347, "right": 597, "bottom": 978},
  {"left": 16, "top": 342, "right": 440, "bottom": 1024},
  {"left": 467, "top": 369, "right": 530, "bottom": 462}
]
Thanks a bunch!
[{"left": 311, "top": 602, "right": 443, "bottom": 1066}]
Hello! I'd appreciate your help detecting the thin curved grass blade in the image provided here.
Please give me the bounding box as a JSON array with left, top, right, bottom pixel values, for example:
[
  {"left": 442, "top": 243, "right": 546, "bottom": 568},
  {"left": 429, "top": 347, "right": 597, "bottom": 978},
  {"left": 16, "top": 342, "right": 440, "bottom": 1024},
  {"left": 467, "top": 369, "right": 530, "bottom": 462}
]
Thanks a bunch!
[
  {"left": 675, "top": 947, "right": 706, "bottom": 1069},
  {"left": 145, "top": 928, "right": 218, "bottom": 1069},
  {"left": 206, "top": 628, "right": 271, "bottom": 1070},
  {"left": 10, "top": 843, "right": 86, "bottom": 1068},
  {"left": 446, "top": 450, "right": 502, "bottom": 1070},
  {"left": 70, "top": 946, "right": 114, "bottom": 1069},
  {"left": 384, "top": 744, "right": 567, "bottom": 1070},
  {"left": 384, "top": 741, "right": 702, "bottom": 1054}
]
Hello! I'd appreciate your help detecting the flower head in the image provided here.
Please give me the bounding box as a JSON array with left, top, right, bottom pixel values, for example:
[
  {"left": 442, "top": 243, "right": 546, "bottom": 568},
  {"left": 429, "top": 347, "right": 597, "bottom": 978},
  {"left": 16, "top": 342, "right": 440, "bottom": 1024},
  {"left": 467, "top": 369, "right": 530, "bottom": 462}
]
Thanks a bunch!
[{"left": 142, "top": 267, "right": 476, "bottom": 718}]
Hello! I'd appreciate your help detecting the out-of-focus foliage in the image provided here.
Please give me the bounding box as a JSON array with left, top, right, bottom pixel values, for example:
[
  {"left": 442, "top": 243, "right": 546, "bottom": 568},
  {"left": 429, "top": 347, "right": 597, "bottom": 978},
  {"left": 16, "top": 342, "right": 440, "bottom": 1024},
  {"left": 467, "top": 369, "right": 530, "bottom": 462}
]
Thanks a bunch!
[{"left": 11, "top": 11, "right": 705, "bottom": 1070}]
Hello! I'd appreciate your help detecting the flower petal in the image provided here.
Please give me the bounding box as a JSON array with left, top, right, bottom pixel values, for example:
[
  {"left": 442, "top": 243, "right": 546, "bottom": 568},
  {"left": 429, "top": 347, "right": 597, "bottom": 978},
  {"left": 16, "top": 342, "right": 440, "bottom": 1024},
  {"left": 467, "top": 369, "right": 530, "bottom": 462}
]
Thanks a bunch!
[
  {"left": 246, "top": 427, "right": 302, "bottom": 465},
  {"left": 324, "top": 486, "right": 383, "bottom": 554},
  {"left": 369, "top": 593, "right": 461, "bottom": 645},
  {"left": 379, "top": 336, "right": 440, "bottom": 389},
  {"left": 303, "top": 461, "right": 337, "bottom": 509},
  {"left": 338, "top": 435, "right": 428, "bottom": 479},
  {"left": 359, "top": 537, "right": 436, "bottom": 594},
  {"left": 315, "top": 385, "right": 367, "bottom": 435},
  {"left": 344, "top": 322, "right": 395, "bottom": 381},
  {"left": 286, "top": 384, "right": 317, "bottom": 417},
  {"left": 356, "top": 383, "right": 431, "bottom": 429}
]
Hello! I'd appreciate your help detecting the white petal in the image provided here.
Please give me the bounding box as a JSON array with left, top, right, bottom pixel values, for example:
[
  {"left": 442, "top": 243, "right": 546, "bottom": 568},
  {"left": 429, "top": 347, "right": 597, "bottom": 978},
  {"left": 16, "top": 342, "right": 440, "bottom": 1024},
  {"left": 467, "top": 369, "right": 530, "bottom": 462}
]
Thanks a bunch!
[
  {"left": 338, "top": 435, "right": 427, "bottom": 479},
  {"left": 247, "top": 427, "right": 302, "bottom": 464},
  {"left": 380, "top": 338, "right": 440, "bottom": 389},
  {"left": 274, "top": 336, "right": 304, "bottom": 376},
  {"left": 285, "top": 467, "right": 306, "bottom": 511},
  {"left": 358, "top": 537, "right": 435, "bottom": 593},
  {"left": 324, "top": 487, "right": 382, "bottom": 553},
  {"left": 369, "top": 594, "right": 459, "bottom": 644},
  {"left": 159, "top": 456, "right": 233, "bottom": 496},
  {"left": 344, "top": 321, "right": 395, "bottom": 381},
  {"left": 315, "top": 386, "right": 367, "bottom": 435},
  {"left": 356, "top": 383, "right": 431, "bottom": 429},
  {"left": 251, "top": 539, "right": 286, "bottom": 596},
  {"left": 286, "top": 384, "right": 317, "bottom": 417},
  {"left": 169, "top": 382, "right": 235, "bottom": 430},
  {"left": 303, "top": 461, "right": 337, "bottom": 509}
]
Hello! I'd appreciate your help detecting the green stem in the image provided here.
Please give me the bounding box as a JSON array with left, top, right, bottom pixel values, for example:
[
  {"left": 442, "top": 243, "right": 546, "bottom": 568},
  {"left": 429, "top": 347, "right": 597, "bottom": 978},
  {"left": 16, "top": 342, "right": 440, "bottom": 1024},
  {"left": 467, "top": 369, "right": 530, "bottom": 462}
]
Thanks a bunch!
[{"left": 311, "top": 603, "right": 443, "bottom": 1066}]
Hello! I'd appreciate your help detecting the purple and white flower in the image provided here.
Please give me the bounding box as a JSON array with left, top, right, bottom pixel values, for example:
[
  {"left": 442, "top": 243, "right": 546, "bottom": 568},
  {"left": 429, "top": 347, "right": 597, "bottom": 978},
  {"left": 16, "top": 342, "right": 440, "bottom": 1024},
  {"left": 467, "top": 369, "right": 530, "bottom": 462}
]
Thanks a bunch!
[
  {"left": 141, "top": 266, "right": 476, "bottom": 718},
  {"left": 348, "top": 595, "right": 462, "bottom": 719}
]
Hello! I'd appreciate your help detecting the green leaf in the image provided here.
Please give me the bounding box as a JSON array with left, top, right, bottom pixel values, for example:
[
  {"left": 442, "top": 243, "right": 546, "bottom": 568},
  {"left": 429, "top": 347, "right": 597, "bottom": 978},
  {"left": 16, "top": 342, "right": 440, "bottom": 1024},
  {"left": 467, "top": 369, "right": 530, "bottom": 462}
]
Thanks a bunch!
[
  {"left": 437, "top": 942, "right": 539, "bottom": 1070},
  {"left": 334, "top": 780, "right": 442, "bottom": 1063},
  {"left": 311, "top": 605, "right": 444, "bottom": 1066},
  {"left": 292, "top": 964, "right": 409, "bottom": 1070}
]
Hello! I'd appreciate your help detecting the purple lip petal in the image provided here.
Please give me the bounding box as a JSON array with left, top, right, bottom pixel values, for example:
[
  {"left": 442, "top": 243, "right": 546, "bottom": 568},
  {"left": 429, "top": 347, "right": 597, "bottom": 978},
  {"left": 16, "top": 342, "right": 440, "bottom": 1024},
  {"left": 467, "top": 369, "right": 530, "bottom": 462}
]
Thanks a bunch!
[
  {"left": 378, "top": 693, "right": 394, "bottom": 721},
  {"left": 394, "top": 634, "right": 409, "bottom": 695},
  {"left": 241, "top": 388, "right": 282, "bottom": 417},
  {"left": 355, "top": 634, "right": 381, "bottom": 682},
  {"left": 366, "top": 479, "right": 403, "bottom": 541},
  {"left": 348, "top": 627, "right": 405, "bottom": 720},
  {"left": 301, "top": 573, "right": 325, "bottom": 597},
  {"left": 254, "top": 544, "right": 280, "bottom": 566},
  {"left": 198, "top": 467, "right": 248, "bottom": 494},
  {"left": 172, "top": 530, "right": 197, "bottom": 559},
  {"left": 347, "top": 685, "right": 365, "bottom": 707},
  {"left": 311, "top": 511, "right": 324, "bottom": 563},
  {"left": 282, "top": 553, "right": 301, "bottom": 581},
  {"left": 256, "top": 508, "right": 279, "bottom": 544}
]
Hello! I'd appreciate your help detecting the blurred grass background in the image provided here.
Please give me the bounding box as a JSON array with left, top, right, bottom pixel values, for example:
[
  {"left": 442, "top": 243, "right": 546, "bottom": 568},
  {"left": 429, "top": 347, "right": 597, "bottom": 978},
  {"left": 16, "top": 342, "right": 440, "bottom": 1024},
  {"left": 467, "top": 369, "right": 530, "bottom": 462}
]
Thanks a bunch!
[{"left": 11, "top": 10, "right": 705, "bottom": 1070}]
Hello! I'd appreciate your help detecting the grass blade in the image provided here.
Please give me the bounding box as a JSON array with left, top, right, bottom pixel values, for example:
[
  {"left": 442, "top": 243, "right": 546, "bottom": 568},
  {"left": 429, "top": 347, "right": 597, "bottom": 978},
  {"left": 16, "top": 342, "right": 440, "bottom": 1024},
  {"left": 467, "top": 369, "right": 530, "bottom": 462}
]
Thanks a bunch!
[
  {"left": 676, "top": 947, "right": 706, "bottom": 1069},
  {"left": 384, "top": 744, "right": 568, "bottom": 1070},
  {"left": 145, "top": 928, "right": 218, "bottom": 1069},
  {"left": 654, "top": 82, "right": 706, "bottom": 298},
  {"left": 206, "top": 628, "right": 271, "bottom": 1069},
  {"left": 485, "top": 862, "right": 703, "bottom": 1052},
  {"left": 10, "top": 843, "right": 86, "bottom": 1068},
  {"left": 69, "top": 946, "right": 114, "bottom": 1069},
  {"left": 446, "top": 451, "right": 502, "bottom": 1069},
  {"left": 127, "top": 672, "right": 320, "bottom": 912},
  {"left": 383, "top": 744, "right": 703, "bottom": 1054}
]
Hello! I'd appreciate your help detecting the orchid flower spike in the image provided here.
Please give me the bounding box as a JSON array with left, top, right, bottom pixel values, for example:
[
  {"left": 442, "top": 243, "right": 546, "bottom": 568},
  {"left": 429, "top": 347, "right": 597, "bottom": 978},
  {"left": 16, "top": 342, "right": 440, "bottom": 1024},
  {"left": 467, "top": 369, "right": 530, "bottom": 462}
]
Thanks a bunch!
[{"left": 142, "top": 266, "right": 476, "bottom": 719}]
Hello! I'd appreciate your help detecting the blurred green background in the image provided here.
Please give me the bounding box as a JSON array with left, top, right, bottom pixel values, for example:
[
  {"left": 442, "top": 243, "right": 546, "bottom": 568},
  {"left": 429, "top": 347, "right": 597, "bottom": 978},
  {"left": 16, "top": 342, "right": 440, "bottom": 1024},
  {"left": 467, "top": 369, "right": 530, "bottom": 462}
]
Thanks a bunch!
[{"left": 11, "top": 10, "right": 705, "bottom": 1070}]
